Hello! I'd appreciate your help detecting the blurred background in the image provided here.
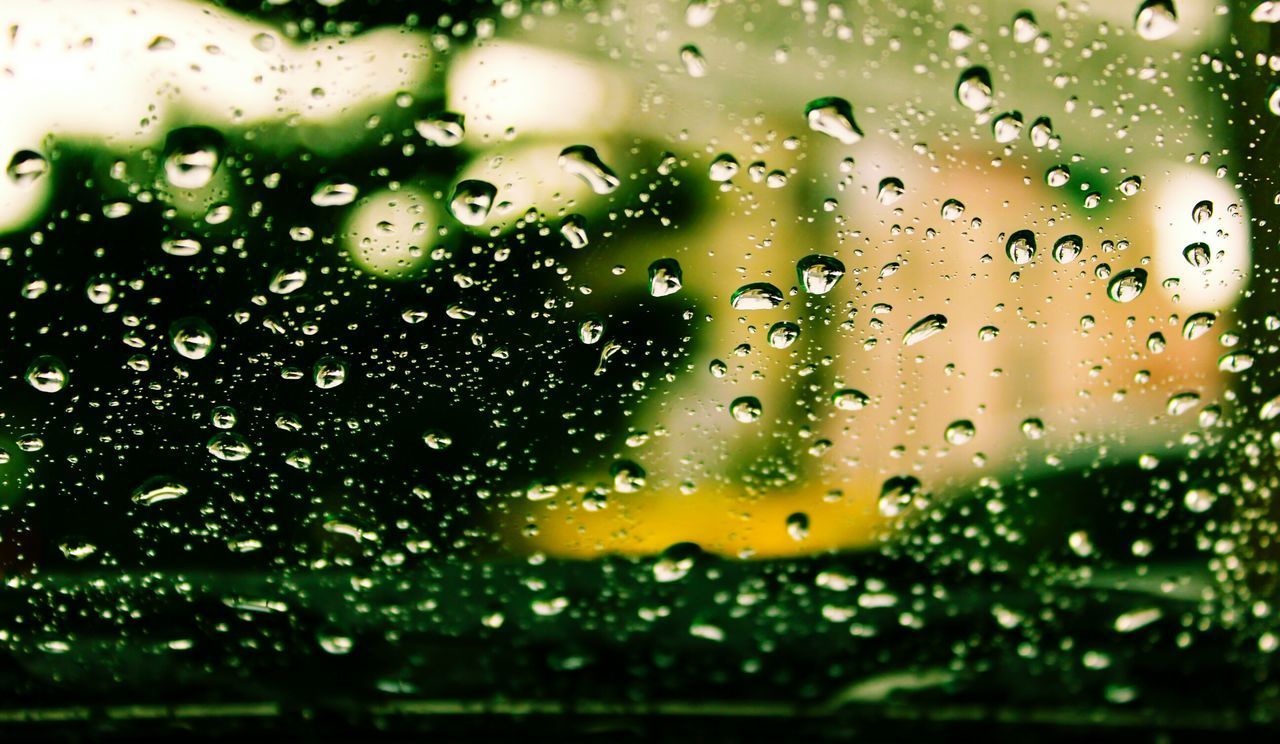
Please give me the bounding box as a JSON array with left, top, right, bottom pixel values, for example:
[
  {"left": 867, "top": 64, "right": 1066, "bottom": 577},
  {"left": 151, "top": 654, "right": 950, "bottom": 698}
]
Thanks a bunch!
[{"left": 0, "top": 0, "right": 1278, "bottom": 735}]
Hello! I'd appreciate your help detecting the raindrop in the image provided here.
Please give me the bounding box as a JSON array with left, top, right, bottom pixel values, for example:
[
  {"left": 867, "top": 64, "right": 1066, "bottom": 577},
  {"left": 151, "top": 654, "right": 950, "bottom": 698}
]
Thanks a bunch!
[
  {"left": 1166, "top": 391, "right": 1200, "bottom": 415},
  {"left": 1106, "top": 268, "right": 1148, "bottom": 303},
  {"left": 1182, "top": 242, "right": 1210, "bottom": 269},
  {"left": 1029, "top": 117, "right": 1054, "bottom": 148},
  {"left": 1053, "top": 234, "right": 1082, "bottom": 263},
  {"left": 579, "top": 317, "right": 605, "bottom": 345},
  {"left": 804, "top": 97, "right": 863, "bottom": 145},
  {"left": 730, "top": 396, "right": 762, "bottom": 422},
  {"left": 26, "top": 355, "right": 68, "bottom": 393},
  {"left": 767, "top": 321, "right": 801, "bottom": 349},
  {"left": 1192, "top": 200, "right": 1213, "bottom": 223},
  {"left": 730, "top": 282, "right": 784, "bottom": 310},
  {"left": 941, "top": 199, "right": 965, "bottom": 220},
  {"left": 709, "top": 153, "right": 740, "bottom": 181},
  {"left": 310, "top": 182, "right": 359, "bottom": 207},
  {"left": 269, "top": 267, "right": 308, "bottom": 295},
  {"left": 1021, "top": 417, "right": 1045, "bottom": 439},
  {"left": 314, "top": 356, "right": 349, "bottom": 389},
  {"left": 877, "top": 177, "right": 905, "bottom": 205},
  {"left": 207, "top": 432, "right": 251, "bottom": 461},
  {"left": 1012, "top": 11, "right": 1039, "bottom": 43},
  {"left": 796, "top": 254, "right": 846, "bottom": 295},
  {"left": 786, "top": 512, "right": 810, "bottom": 541},
  {"left": 654, "top": 542, "right": 700, "bottom": 582},
  {"left": 1218, "top": 351, "right": 1254, "bottom": 373},
  {"left": 679, "top": 44, "right": 707, "bottom": 77},
  {"left": 611, "top": 460, "right": 646, "bottom": 492},
  {"left": 558, "top": 145, "right": 621, "bottom": 194},
  {"left": 560, "top": 214, "right": 589, "bottom": 248},
  {"left": 162, "top": 127, "right": 223, "bottom": 189},
  {"left": 1045, "top": 165, "right": 1071, "bottom": 188},
  {"left": 1005, "top": 230, "right": 1037, "bottom": 265},
  {"left": 162, "top": 238, "right": 202, "bottom": 257},
  {"left": 648, "top": 258, "right": 683, "bottom": 297},
  {"left": 955, "top": 66, "right": 994, "bottom": 112},
  {"left": 449, "top": 179, "right": 497, "bottom": 226},
  {"left": 170, "top": 318, "right": 216, "bottom": 360},
  {"left": 1118, "top": 176, "right": 1142, "bottom": 196},
  {"left": 1182, "top": 312, "right": 1215, "bottom": 340},
  {"left": 879, "top": 475, "right": 923, "bottom": 518},
  {"left": 6, "top": 150, "right": 48, "bottom": 186},
  {"left": 832, "top": 389, "right": 870, "bottom": 411},
  {"left": 211, "top": 406, "right": 237, "bottom": 429},
  {"left": 423, "top": 430, "right": 453, "bottom": 450},
  {"left": 944, "top": 420, "right": 976, "bottom": 445},
  {"left": 1135, "top": 0, "right": 1179, "bottom": 41},
  {"left": 132, "top": 477, "right": 188, "bottom": 506},
  {"left": 1184, "top": 488, "right": 1214, "bottom": 513},
  {"left": 414, "top": 112, "right": 465, "bottom": 146},
  {"left": 903, "top": 314, "right": 948, "bottom": 346},
  {"left": 992, "top": 111, "right": 1024, "bottom": 143}
]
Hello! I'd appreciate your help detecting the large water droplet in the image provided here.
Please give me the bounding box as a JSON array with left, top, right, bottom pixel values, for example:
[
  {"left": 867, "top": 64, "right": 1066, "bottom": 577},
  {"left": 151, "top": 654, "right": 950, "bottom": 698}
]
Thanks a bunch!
[
  {"left": 207, "top": 432, "right": 252, "bottom": 461},
  {"left": 709, "top": 153, "right": 740, "bottom": 182},
  {"left": 877, "top": 177, "right": 905, "bottom": 205},
  {"left": 414, "top": 112, "right": 465, "bottom": 146},
  {"left": 1166, "top": 391, "right": 1201, "bottom": 415},
  {"left": 269, "top": 267, "right": 308, "bottom": 295},
  {"left": 132, "top": 477, "right": 188, "bottom": 506},
  {"left": 314, "top": 356, "right": 349, "bottom": 389},
  {"left": 992, "top": 111, "right": 1024, "bottom": 144},
  {"left": 796, "top": 254, "right": 846, "bottom": 295},
  {"left": 903, "top": 314, "right": 948, "bottom": 346},
  {"left": 955, "top": 66, "right": 993, "bottom": 112},
  {"left": 1053, "top": 234, "right": 1082, "bottom": 263},
  {"left": 26, "top": 354, "right": 68, "bottom": 393},
  {"left": 1182, "top": 242, "right": 1210, "bottom": 269},
  {"left": 730, "top": 282, "right": 784, "bottom": 310},
  {"left": 449, "top": 179, "right": 497, "bottom": 226},
  {"left": 767, "top": 321, "right": 801, "bottom": 349},
  {"left": 1182, "top": 312, "right": 1215, "bottom": 340},
  {"left": 1135, "top": 0, "right": 1178, "bottom": 41},
  {"left": 1005, "top": 230, "right": 1037, "bottom": 265},
  {"left": 786, "top": 512, "right": 810, "bottom": 541},
  {"left": 579, "top": 316, "right": 605, "bottom": 345},
  {"left": 163, "top": 127, "right": 223, "bottom": 189},
  {"left": 805, "top": 97, "right": 863, "bottom": 145},
  {"left": 558, "top": 145, "right": 621, "bottom": 194},
  {"left": 941, "top": 199, "right": 965, "bottom": 220},
  {"left": 6, "top": 150, "right": 48, "bottom": 187},
  {"left": 648, "top": 258, "right": 683, "bottom": 297},
  {"left": 879, "top": 475, "right": 923, "bottom": 517},
  {"left": 944, "top": 419, "right": 976, "bottom": 445},
  {"left": 560, "top": 214, "right": 589, "bottom": 249},
  {"left": 311, "top": 182, "right": 359, "bottom": 207},
  {"left": 679, "top": 44, "right": 707, "bottom": 77},
  {"left": 170, "top": 318, "right": 217, "bottom": 360},
  {"left": 832, "top": 389, "right": 870, "bottom": 411},
  {"left": 730, "top": 396, "right": 762, "bottom": 422},
  {"left": 1107, "top": 268, "right": 1148, "bottom": 303},
  {"left": 1191, "top": 200, "right": 1213, "bottom": 224},
  {"left": 1045, "top": 165, "right": 1071, "bottom": 188}
]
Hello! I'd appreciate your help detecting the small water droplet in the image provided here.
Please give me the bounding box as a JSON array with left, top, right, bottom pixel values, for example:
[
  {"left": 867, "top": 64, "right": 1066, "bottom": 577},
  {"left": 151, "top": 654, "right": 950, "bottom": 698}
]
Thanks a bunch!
[
  {"left": 132, "top": 477, "right": 189, "bottom": 506},
  {"left": 314, "top": 356, "right": 349, "bottom": 389},
  {"left": 170, "top": 318, "right": 217, "bottom": 360},
  {"left": 709, "top": 153, "right": 740, "bottom": 182},
  {"left": 877, "top": 177, "right": 905, "bottom": 205},
  {"left": 1135, "top": 0, "right": 1179, "bottom": 41},
  {"left": 767, "top": 321, "right": 801, "bottom": 349},
  {"left": 1182, "top": 242, "right": 1210, "bottom": 268},
  {"left": 1118, "top": 176, "right": 1142, "bottom": 196},
  {"left": 1053, "top": 234, "right": 1082, "bottom": 263},
  {"left": 560, "top": 214, "right": 589, "bottom": 248},
  {"left": 414, "top": 112, "right": 465, "bottom": 146},
  {"left": 163, "top": 127, "right": 223, "bottom": 189},
  {"left": 1166, "top": 391, "right": 1201, "bottom": 415},
  {"left": 269, "top": 267, "right": 308, "bottom": 295},
  {"left": 1182, "top": 312, "right": 1215, "bottom": 340},
  {"left": 879, "top": 475, "right": 923, "bottom": 517},
  {"left": 679, "top": 44, "right": 707, "bottom": 77},
  {"left": 1218, "top": 350, "right": 1254, "bottom": 373},
  {"left": 832, "top": 389, "right": 870, "bottom": 411},
  {"left": 1192, "top": 200, "right": 1214, "bottom": 223},
  {"left": 310, "top": 182, "right": 359, "bottom": 207},
  {"left": 579, "top": 316, "right": 605, "bottom": 345},
  {"left": 1184, "top": 488, "right": 1214, "bottom": 513},
  {"left": 786, "top": 512, "right": 810, "bottom": 541},
  {"left": 944, "top": 419, "right": 976, "bottom": 445},
  {"left": 1021, "top": 417, "right": 1045, "bottom": 439},
  {"left": 992, "top": 111, "right": 1024, "bottom": 143},
  {"left": 941, "top": 199, "right": 965, "bottom": 220},
  {"left": 207, "top": 432, "right": 252, "bottom": 461},
  {"left": 1029, "top": 116, "right": 1054, "bottom": 148},
  {"left": 1045, "top": 164, "right": 1071, "bottom": 188}
]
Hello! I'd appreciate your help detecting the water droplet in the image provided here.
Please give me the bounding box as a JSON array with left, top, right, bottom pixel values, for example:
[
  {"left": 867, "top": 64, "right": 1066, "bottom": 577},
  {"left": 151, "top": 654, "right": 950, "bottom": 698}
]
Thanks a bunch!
[
  {"left": 132, "top": 477, "right": 188, "bottom": 506},
  {"left": 207, "top": 432, "right": 252, "bottom": 461},
  {"left": 992, "top": 111, "right": 1024, "bottom": 143},
  {"left": 1182, "top": 242, "right": 1210, "bottom": 269},
  {"left": 579, "top": 316, "right": 605, "bottom": 345},
  {"left": 163, "top": 127, "right": 222, "bottom": 189},
  {"left": 1135, "top": 0, "right": 1179, "bottom": 41},
  {"left": 1219, "top": 351, "right": 1254, "bottom": 373},
  {"left": 314, "top": 356, "right": 349, "bottom": 389},
  {"left": 1166, "top": 391, "right": 1200, "bottom": 415},
  {"left": 978, "top": 325, "right": 1000, "bottom": 341},
  {"left": 648, "top": 258, "right": 683, "bottom": 297},
  {"left": 709, "top": 153, "right": 740, "bottom": 181},
  {"left": 1045, "top": 164, "right": 1071, "bottom": 188},
  {"left": 1005, "top": 230, "right": 1037, "bottom": 265},
  {"left": 1029, "top": 116, "right": 1054, "bottom": 148},
  {"left": 877, "top": 177, "right": 905, "bottom": 205},
  {"left": 796, "top": 254, "right": 846, "bottom": 295},
  {"left": 560, "top": 214, "right": 589, "bottom": 248},
  {"left": 940, "top": 199, "right": 965, "bottom": 220},
  {"left": 170, "top": 318, "right": 217, "bottom": 360},
  {"left": 879, "top": 475, "right": 922, "bottom": 517},
  {"left": 211, "top": 406, "right": 237, "bottom": 429},
  {"left": 161, "top": 238, "right": 202, "bottom": 257},
  {"left": 903, "top": 314, "right": 948, "bottom": 345},
  {"left": 679, "top": 44, "right": 707, "bottom": 77},
  {"left": 1053, "top": 234, "right": 1082, "bottom": 263},
  {"left": 1184, "top": 488, "right": 1214, "bottom": 513},
  {"left": 449, "top": 179, "right": 497, "bottom": 226},
  {"left": 1118, "top": 176, "right": 1142, "bottom": 196},
  {"left": 786, "top": 512, "right": 810, "bottom": 541},
  {"left": 944, "top": 419, "right": 976, "bottom": 445},
  {"left": 1182, "top": 312, "right": 1215, "bottom": 340},
  {"left": 6, "top": 150, "right": 48, "bottom": 187},
  {"left": 730, "top": 396, "right": 763, "bottom": 422},
  {"left": 611, "top": 460, "right": 646, "bottom": 492},
  {"left": 269, "top": 267, "right": 307, "bottom": 295},
  {"left": 832, "top": 389, "right": 870, "bottom": 411},
  {"left": 414, "top": 112, "right": 465, "bottom": 146},
  {"left": 310, "top": 182, "right": 359, "bottom": 207},
  {"left": 767, "top": 321, "right": 801, "bottom": 349},
  {"left": 26, "top": 355, "right": 68, "bottom": 393},
  {"left": 558, "top": 145, "right": 621, "bottom": 195},
  {"left": 1192, "top": 200, "right": 1214, "bottom": 223},
  {"left": 423, "top": 430, "right": 453, "bottom": 450},
  {"left": 1106, "top": 268, "right": 1147, "bottom": 303},
  {"left": 805, "top": 97, "right": 863, "bottom": 145},
  {"left": 709, "top": 359, "right": 728, "bottom": 378},
  {"left": 1012, "top": 11, "right": 1040, "bottom": 43},
  {"left": 1260, "top": 393, "right": 1280, "bottom": 421},
  {"left": 730, "top": 282, "right": 784, "bottom": 310},
  {"left": 955, "top": 66, "right": 993, "bottom": 112},
  {"left": 654, "top": 542, "right": 700, "bottom": 582},
  {"left": 59, "top": 539, "right": 98, "bottom": 561},
  {"left": 1021, "top": 417, "right": 1045, "bottom": 439},
  {"left": 1147, "top": 332, "right": 1167, "bottom": 353}
]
